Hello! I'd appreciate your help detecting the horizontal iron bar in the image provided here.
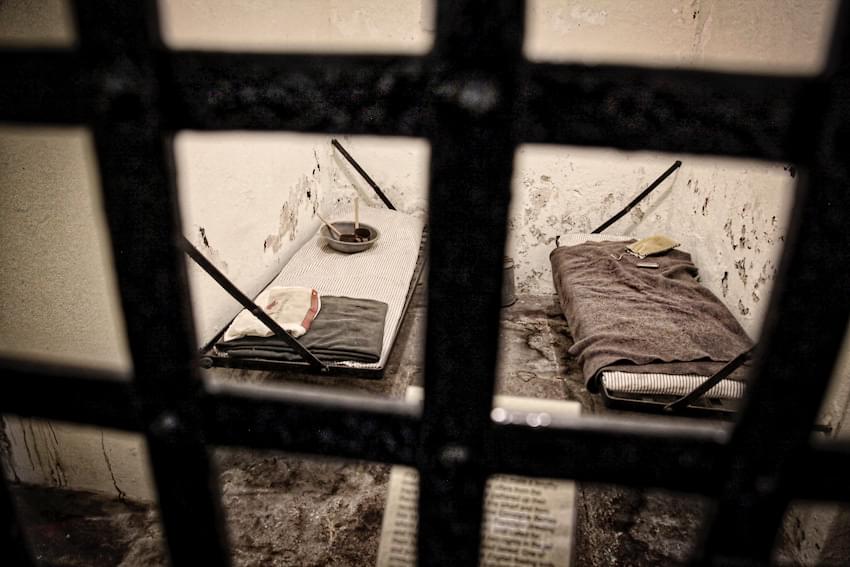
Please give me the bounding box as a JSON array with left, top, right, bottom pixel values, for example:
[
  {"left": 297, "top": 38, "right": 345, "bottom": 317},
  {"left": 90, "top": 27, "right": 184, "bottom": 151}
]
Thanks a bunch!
[
  {"left": 0, "top": 49, "right": 96, "bottom": 124},
  {"left": 522, "top": 62, "right": 819, "bottom": 162},
  {"left": 2, "top": 361, "right": 849, "bottom": 501},
  {"left": 165, "top": 51, "right": 431, "bottom": 135},
  {"left": 491, "top": 415, "right": 728, "bottom": 494},
  {"left": 491, "top": 416, "right": 850, "bottom": 503},
  {"left": 0, "top": 48, "right": 826, "bottom": 164},
  {"left": 0, "top": 50, "right": 91, "bottom": 124},
  {"left": 203, "top": 380, "right": 420, "bottom": 465},
  {"left": 0, "top": 358, "right": 139, "bottom": 431}
]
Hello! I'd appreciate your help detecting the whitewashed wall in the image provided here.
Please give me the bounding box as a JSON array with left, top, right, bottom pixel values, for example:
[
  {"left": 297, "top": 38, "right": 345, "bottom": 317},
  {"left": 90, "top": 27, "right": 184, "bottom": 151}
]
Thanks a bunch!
[
  {"left": 176, "top": 133, "right": 330, "bottom": 343},
  {"left": 509, "top": 148, "right": 796, "bottom": 338},
  {"left": 0, "top": 127, "right": 147, "bottom": 498},
  {"left": 325, "top": 135, "right": 430, "bottom": 218},
  {"left": 159, "top": 0, "right": 433, "bottom": 53},
  {"left": 525, "top": 0, "right": 833, "bottom": 72},
  {"left": 0, "top": 127, "right": 130, "bottom": 370}
]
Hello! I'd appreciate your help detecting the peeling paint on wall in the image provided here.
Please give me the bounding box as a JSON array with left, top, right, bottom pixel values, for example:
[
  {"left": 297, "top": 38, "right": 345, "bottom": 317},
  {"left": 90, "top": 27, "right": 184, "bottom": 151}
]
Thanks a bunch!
[
  {"left": 263, "top": 174, "right": 322, "bottom": 254},
  {"left": 690, "top": 163, "right": 792, "bottom": 337},
  {"left": 193, "top": 225, "right": 229, "bottom": 273},
  {"left": 506, "top": 146, "right": 793, "bottom": 339},
  {"left": 508, "top": 146, "right": 677, "bottom": 295},
  {"left": 177, "top": 133, "right": 329, "bottom": 343},
  {"left": 326, "top": 136, "right": 430, "bottom": 219}
]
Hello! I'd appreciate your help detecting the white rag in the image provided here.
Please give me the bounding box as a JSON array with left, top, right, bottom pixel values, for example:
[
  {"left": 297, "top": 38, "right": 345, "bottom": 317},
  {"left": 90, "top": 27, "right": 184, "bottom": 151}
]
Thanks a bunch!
[{"left": 223, "top": 286, "right": 320, "bottom": 341}]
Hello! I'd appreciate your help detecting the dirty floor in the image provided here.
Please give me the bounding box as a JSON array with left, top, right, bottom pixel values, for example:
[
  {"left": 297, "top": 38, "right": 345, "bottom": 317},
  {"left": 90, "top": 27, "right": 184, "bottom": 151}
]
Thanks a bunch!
[{"left": 8, "top": 286, "right": 807, "bottom": 566}]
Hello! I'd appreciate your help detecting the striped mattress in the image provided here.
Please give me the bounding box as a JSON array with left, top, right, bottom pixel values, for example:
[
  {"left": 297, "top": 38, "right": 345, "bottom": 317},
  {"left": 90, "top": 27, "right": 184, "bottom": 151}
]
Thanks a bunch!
[
  {"left": 600, "top": 370, "right": 745, "bottom": 400},
  {"left": 557, "top": 233, "right": 748, "bottom": 402},
  {"left": 223, "top": 205, "right": 425, "bottom": 370}
]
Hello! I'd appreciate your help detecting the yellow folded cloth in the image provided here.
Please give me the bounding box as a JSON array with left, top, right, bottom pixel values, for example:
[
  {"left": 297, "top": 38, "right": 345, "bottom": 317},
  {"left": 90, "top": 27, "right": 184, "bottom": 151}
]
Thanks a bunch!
[{"left": 626, "top": 235, "right": 680, "bottom": 258}]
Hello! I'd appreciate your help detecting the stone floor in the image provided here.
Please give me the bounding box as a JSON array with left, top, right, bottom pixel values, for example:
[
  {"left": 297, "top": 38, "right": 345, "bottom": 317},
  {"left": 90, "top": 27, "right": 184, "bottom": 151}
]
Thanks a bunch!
[{"left": 7, "top": 285, "right": 812, "bottom": 566}]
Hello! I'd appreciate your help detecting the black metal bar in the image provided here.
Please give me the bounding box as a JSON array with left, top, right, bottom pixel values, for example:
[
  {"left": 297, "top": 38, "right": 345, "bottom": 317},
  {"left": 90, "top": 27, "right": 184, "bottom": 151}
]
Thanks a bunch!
[
  {"left": 695, "top": 3, "right": 850, "bottom": 563},
  {"left": 2, "top": 49, "right": 824, "bottom": 167},
  {"left": 2, "top": 360, "right": 850, "bottom": 502},
  {"left": 203, "top": 381, "right": 420, "bottom": 465},
  {"left": 591, "top": 160, "right": 682, "bottom": 233},
  {"left": 331, "top": 138, "right": 397, "bottom": 210},
  {"left": 492, "top": 419, "right": 850, "bottom": 504},
  {"left": 491, "top": 415, "right": 728, "bottom": 493},
  {"left": 71, "top": 1, "right": 231, "bottom": 566},
  {"left": 0, "top": 465, "right": 34, "bottom": 567},
  {"left": 417, "top": 2, "right": 524, "bottom": 565},
  {"left": 181, "top": 237, "right": 328, "bottom": 372},
  {"left": 0, "top": 358, "right": 138, "bottom": 432},
  {"left": 800, "top": 439, "right": 850, "bottom": 502},
  {"left": 0, "top": 50, "right": 90, "bottom": 124},
  {"left": 523, "top": 62, "right": 818, "bottom": 163},
  {"left": 166, "top": 52, "right": 430, "bottom": 136},
  {"left": 664, "top": 347, "right": 753, "bottom": 413}
]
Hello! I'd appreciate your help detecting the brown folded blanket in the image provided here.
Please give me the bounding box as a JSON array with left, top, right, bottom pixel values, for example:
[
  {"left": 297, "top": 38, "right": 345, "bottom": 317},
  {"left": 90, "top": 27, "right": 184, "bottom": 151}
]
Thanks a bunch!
[{"left": 550, "top": 240, "right": 753, "bottom": 392}]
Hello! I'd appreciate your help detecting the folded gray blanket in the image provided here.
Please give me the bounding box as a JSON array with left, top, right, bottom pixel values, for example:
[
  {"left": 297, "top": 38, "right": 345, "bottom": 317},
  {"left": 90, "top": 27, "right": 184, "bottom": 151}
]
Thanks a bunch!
[
  {"left": 550, "top": 240, "right": 753, "bottom": 392},
  {"left": 216, "top": 296, "right": 388, "bottom": 364}
]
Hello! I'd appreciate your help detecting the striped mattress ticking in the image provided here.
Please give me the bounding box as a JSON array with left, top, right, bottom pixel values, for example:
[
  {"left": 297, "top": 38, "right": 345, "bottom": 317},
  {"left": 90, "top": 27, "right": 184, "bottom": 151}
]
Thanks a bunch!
[
  {"left": 552, "top": 232, "right": 754, "bottom": 400},
  {"left": 600, "top": 371, "right": 746, "bottom": 400},
  {"left": 555, "top": 233, "right": 631, "bottom": 247},
  {"left": 221, "top": 205, "right": 425, "bottom": 370}
]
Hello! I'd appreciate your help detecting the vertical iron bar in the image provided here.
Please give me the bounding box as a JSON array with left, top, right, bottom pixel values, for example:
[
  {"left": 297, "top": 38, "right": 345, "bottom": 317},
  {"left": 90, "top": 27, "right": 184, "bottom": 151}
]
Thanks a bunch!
[
  {"left": 71, "top": 1, "right": 231, "bottom": 566},
  {"left": 695, "top": 3, "right": 850, "bottom": 564},
  {"left": 0, "top": 464, "right": 34, "bottom": 567},
  {"left": 417, "top": 1, "right": 525, "bottom": 565}
]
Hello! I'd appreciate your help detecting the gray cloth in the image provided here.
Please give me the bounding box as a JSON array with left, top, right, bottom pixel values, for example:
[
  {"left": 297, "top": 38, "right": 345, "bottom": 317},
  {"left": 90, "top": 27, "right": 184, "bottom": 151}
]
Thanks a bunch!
[
  {"left": 216, "top": 296, "right": 388, "bottom": 364},
  {"left": 550, "top": 240, "right": 753, "bottom": 392}
]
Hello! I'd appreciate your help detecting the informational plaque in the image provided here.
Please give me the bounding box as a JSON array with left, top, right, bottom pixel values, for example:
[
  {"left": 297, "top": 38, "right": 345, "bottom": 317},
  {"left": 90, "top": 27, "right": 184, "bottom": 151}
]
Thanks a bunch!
[{"left": 377, "top": 388, "right": 579, "bottom": 567}]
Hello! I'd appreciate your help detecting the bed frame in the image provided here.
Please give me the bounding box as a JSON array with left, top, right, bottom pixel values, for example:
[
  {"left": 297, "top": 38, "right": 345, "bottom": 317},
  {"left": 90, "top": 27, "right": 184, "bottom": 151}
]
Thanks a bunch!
[
  {"left": 598, "top": 348, "right": 752, "bottom": 419},
  {"left": 553, "top": 159, "right": 754, "bottom": 419},
  {"left": 185, "top": 139, "right": 426, "bottom": 379},
  {"left": 553, "top": 161, "right": 833, "bottom": 431}
]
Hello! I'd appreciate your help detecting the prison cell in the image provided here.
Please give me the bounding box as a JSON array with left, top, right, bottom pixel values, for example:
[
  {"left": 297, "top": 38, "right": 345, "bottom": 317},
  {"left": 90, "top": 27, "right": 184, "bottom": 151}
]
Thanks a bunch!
[{"left": 2, "top": 1, "right": 850, "bottom": 566}]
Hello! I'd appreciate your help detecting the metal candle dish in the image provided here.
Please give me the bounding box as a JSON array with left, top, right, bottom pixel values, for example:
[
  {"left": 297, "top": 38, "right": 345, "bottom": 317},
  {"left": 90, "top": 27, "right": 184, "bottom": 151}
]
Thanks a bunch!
[{"left": 320, "top": 222, "right": 380, "bottom": 253}]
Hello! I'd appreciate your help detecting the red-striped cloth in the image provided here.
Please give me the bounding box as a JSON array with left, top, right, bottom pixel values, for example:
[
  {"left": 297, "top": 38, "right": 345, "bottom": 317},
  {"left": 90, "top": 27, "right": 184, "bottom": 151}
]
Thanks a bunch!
[{"left": 223, "top": 286, "right": 320, "bottom": 341}]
